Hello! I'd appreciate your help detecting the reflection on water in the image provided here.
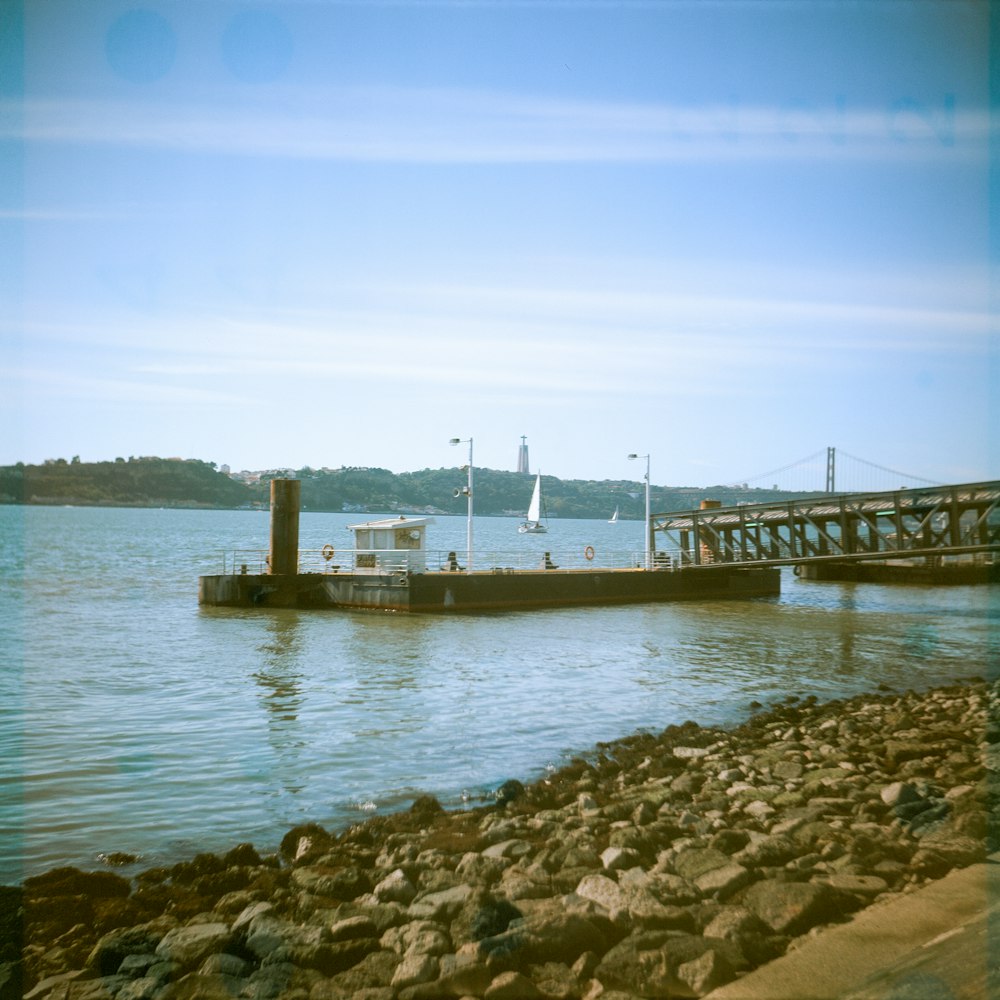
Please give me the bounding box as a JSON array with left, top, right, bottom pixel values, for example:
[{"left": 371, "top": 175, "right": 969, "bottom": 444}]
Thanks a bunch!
[
  {"left": 255, "top": 613, "right": 305, "bottom": 719},
  {"left": 253, "top": 613, "right": 306, "bottom": 794},
  {"left": 0, "top": 505, "right": 996, "bottom": 882}
]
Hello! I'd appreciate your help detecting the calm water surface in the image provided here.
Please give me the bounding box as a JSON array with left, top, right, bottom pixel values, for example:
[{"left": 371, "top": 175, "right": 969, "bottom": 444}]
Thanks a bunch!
[{"left": 1, "top": 506, "right": 996, "bottom": 884}]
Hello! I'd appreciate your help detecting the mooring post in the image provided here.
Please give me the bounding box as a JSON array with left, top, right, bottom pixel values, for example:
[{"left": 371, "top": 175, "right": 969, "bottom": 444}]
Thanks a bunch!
[{"left": 269, "top": 478, "right": 300, "bottom": 575}]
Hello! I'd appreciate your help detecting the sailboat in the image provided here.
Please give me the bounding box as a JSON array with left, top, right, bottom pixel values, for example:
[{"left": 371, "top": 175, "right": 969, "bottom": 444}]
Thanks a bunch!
[
  {"left": 608, "top": 506, "right": 619, "bottom": 524},
  {"left": 518, "top": 473, "right": 548, "bottom": 534}
]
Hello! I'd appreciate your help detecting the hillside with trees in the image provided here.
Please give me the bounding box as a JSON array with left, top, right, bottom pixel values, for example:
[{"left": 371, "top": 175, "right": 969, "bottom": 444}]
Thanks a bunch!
[
  {"left": 0, "top": 457, "right": 816, "bottom": 518},
  {"left": 0, "top": 457, "right": 251, "bottom": 508}
]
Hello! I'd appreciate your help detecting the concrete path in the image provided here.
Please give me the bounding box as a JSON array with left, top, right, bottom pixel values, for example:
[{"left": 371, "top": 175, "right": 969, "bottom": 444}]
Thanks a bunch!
[{"left": 704, "top": 856, "right": 999, "bottom": 999}]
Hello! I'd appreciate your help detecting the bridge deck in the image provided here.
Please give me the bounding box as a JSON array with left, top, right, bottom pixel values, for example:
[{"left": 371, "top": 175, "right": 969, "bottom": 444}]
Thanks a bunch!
[{"left": 652, "top": 481, "right": 1000, "bottom": 569}]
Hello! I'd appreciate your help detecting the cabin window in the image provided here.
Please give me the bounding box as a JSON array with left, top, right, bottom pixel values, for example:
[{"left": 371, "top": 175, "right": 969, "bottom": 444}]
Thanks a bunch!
[{"left": 395, "top": 528, "right": 421, "bottom": 549}]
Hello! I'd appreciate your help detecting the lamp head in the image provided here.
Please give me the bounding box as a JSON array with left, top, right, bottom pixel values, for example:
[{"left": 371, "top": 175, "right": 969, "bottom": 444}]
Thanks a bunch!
[
  {"left": 449, "top": 438, "right": 461, "bottom": 446},
  {"left": 627, "top": 453, "right": 638, "bottom": 460}
]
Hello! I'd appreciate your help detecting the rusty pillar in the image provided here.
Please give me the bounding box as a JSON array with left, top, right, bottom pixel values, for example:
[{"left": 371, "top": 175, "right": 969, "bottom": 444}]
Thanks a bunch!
[
  {"left": 269, "top": 479, "right": 300, "bottom": 575},
  {"left": 699, "top": 499, "right": 721, "bottom": 564}
]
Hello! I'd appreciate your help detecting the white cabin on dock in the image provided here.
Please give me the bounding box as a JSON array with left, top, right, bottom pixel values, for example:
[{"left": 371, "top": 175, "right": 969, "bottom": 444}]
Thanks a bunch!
[{"left": 348, "top": 516, "right": 434, "bottom": 573}]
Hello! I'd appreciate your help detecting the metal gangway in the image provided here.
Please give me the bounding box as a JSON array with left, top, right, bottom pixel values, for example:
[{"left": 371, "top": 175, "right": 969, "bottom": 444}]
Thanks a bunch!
[{"left": 652, "top": 481, "right": 1000, "bottom": 569}]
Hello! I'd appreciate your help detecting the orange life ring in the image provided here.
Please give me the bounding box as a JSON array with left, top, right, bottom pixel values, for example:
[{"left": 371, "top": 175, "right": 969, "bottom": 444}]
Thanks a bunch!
[
  {"left": 584, "top": 545, "right": 595, "bottom": 561},
  {"left": 322, "top": 544, "right": 335, "bottom": 561}
]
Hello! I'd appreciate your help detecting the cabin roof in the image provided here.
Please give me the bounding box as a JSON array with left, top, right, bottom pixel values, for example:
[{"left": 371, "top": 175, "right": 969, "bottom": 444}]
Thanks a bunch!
[{"left": 347, "top": 516, "right": 435, "bottom": 531}]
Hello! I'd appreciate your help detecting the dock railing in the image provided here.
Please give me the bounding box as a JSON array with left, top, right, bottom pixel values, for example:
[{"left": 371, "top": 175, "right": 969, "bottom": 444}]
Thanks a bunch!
[{"left": 215, "top": 546, "right": 687, "bottom": 576}]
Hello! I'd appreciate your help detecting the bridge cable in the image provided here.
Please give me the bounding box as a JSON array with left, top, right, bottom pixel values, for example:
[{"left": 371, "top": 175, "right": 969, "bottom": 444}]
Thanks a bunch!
[
  {"left": 733, "top": 449, "right": 828, "bottom": 488},
  {"left": 836, "top": 450, "right": 943, "bottom": 487}
]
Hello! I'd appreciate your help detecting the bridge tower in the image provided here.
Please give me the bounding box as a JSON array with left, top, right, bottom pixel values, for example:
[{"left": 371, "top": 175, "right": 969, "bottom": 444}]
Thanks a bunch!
[{"left": 826, "top": 446, "right": 836, "bottom": 493}]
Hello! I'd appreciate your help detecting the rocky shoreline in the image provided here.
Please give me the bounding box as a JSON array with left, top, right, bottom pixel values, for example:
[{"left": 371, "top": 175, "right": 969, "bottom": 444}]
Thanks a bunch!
[{"left": 2, "top": 677, "right": 994, "bottom": 1000}]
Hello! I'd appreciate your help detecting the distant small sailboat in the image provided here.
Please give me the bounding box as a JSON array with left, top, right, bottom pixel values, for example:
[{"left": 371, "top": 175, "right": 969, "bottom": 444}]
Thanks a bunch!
[
  {"left": 608, "top": 506, "right": 619, "bottom": 524},
  {"left": 518, "top": 473, "right": 548, "bottom": 534}
]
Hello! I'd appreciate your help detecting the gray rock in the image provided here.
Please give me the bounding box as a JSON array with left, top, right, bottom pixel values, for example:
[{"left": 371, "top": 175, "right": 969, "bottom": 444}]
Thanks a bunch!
[
  {"left": 880, "top": 781, "right": 924, "bottom": 807},
  {"left": 702, "top": 905, "right": 769, "bottom": 941},
  {"left": 600, "top": 846, "right": 642, "bottom": 871},
  {"left": 677, "top": 945, "right": 737, "bottom": 995},
  {"left": 692, "top": 861, "right": 752, "bottom": 899},
  {"left": 741, "top": 879, "right": 845, "bottom": 935},
  {"left": 316, "top": 950, "right": 401, "bottom": 997},
  {"left": 498, "top": 865, "right": 553, "bottom": 901},
  {"left": 154, "top": 923, "right": 232, "bottom": 970},
  {"left": 672, "top": 847, "right": 731, "bottom": 881},
  {"left": 574, "top": 873, "right": 626, "bottom": 917},
  {"left": 156, "top": 971, "right": 243, "bottom": 999},
  {"left": 482, "top": 839, "right": 533, "bottom": 860},
  {"left": 232, "top": 900, "right": 273, "bottom": 932},
  {"left": 380, "top": 920, "right": 451, "bottom": 957},
  {"left": 199, "top": 952, "right": 250, "bottom": 977},
  {"left": 243, "top": 915, "right": 325, "bottom": 961},
  {"left": 390, "top": 952, "right": 439, "bottom": 989},
  {"left": 88, "top": 926, "right": 164, "bottom": 976},
  {"left": 408, "top": 883, "right": 474, "bottom": 922},
  {"left": 328, "top": 914, "right": 379, "bottom": 942},
  {"left": 117, "top": 953, "right": 160, "bottom": 977},
  {"left": 596, "top": 930, "right": 741, "bottom": 998},
  {"left": 291, "top": 865, "right": 371, "bottom": 900},
  {"left": 813, "top": 873, "right": 888, "bottom": 899},
  {"left": 23, "top": 969, "right": 90, "bottom": 1000},
  {"left": 373, "top": 869, "right": 418, "bottom": 904},
  {"left": 772, "top": 760, "right": 805, "bottom": 781},
  {"left": 735, "top": 834, "right": 799, "bottom": 868},
  {"left": 433, "top": 951, "right": 493, "bottom": 997},
  {"left": 484, "top": 969, "right": 546, "bottom": 999},
  {"left": 116, "top": 975, "right": 162, "bottom": 1000},
  {"left": 477, "top": 899, "right": 606, "bottom": 970}
]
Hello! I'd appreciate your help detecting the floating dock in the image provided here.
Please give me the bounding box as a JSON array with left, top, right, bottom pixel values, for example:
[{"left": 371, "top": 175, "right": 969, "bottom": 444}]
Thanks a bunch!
[{"left": 198, "top": 480, "right": 781, "bottom": 612}]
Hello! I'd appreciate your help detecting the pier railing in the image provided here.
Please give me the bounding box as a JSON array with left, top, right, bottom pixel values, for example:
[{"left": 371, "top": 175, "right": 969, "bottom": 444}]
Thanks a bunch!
[{"left": 214, "top": 546, "right": 687, "bottom": 576}]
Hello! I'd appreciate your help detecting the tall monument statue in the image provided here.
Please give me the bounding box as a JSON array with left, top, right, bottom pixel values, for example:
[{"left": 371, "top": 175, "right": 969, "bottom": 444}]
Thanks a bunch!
[{"left": 517, "top": 435, "right": 530, "bottom": 474}]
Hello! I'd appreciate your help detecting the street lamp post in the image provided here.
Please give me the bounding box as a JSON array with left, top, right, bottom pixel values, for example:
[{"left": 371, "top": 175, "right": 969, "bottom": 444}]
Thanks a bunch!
[
  {"left": 628, "top": 453, "right": 651, "bottom": 570},
  {"left": 450, "top": 437, "right": 473, "bottom": 570}
]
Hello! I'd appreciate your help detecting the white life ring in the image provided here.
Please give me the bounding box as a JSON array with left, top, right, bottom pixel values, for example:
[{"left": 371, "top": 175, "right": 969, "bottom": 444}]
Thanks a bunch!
[{"left": 322, "top": 544, "right": 336, "bottom": 561}]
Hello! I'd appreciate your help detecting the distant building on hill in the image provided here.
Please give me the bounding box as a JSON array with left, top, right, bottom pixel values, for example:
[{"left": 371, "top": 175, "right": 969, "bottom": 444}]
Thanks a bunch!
[{"left": 517, "top": 435, "right": 530, "bottom": 474}]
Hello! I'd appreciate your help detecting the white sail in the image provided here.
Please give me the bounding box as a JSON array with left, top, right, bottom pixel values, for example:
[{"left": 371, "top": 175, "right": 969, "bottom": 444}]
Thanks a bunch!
[
  {"left": 609, "top": 506, "right": 619, "bottom": 524},
  {"left": 527, "top": 473, "right": 542, "bottom": 523}
]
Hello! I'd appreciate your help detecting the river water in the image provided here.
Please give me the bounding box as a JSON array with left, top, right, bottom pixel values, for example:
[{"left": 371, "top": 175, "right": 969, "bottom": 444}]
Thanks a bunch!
[{"left": 1, "top": 505, "right": 996, "bottom": 885}]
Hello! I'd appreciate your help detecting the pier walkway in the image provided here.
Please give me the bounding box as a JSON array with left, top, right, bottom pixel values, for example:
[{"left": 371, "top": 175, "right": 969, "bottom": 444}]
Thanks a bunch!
[{"left": 651, "top": 481, "right": 1000, "bottom": 571}]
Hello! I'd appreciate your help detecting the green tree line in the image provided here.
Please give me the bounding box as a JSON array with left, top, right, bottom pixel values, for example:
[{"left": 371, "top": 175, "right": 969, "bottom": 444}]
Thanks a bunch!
[
  {"left": 0, "top": 457, "right": 249, "bottom": 508},
  {"left": 0, "top": 457, "right": 813, "bottom": 518}
]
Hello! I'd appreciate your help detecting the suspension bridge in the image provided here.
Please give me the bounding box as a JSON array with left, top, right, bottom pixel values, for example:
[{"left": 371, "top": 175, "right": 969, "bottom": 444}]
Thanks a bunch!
[
  {"left": 649, "top": 449, "right": 998, "bottom": 582},
  {"left": 727, "top": 446, "right": 947, "bottom": 495}
]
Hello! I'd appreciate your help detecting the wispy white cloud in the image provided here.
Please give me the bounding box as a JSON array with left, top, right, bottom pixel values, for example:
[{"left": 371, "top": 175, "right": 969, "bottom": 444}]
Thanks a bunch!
[
  {"left": 10, "top": 366, "right": 251, "bottom": 406},
  {"left": 5, "top": 256, "right": 989, "bottom": 413},
  {"left": 0, "top": 206, "right": 145, "bottom": 221},
  {"left": 3, "top": 87, "right": 990, "bottom": 164},
  {"left": 378, "top": 279, "right": 993, "bottom": 342}
]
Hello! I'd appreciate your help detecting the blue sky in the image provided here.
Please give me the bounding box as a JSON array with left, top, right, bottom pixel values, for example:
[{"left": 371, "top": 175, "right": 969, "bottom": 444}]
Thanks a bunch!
[{"left": 2, "top": 0, "right": 994, "bottom": 489}]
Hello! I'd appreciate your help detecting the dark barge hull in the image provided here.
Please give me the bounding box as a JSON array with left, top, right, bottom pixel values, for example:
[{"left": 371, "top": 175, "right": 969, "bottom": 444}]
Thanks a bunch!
[
  {"left": 795, "top": 560, "right": 999, "bottom": 585},
  {"left": 198, "top": 566, "right": 781, "bottom": 612}
]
